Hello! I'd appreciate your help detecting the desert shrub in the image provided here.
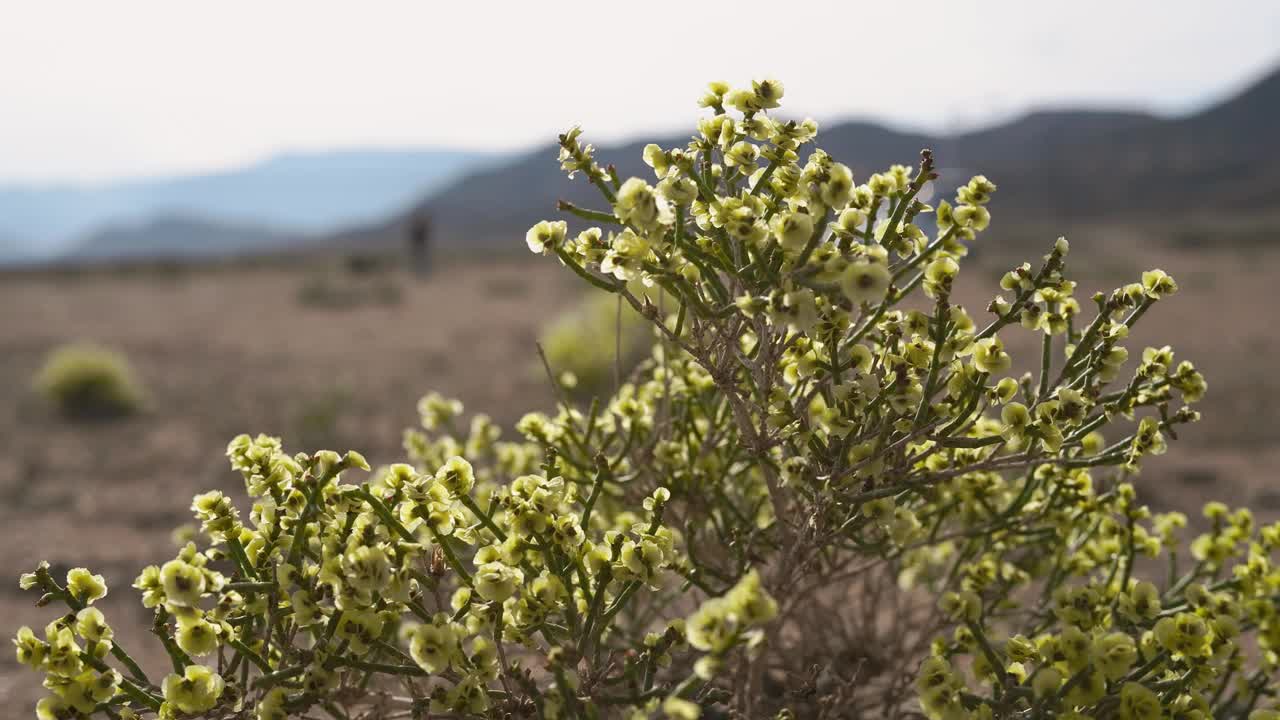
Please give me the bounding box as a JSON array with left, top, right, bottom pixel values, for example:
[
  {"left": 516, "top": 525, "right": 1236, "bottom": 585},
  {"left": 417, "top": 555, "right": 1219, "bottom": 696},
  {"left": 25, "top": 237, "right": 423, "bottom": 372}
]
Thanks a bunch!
[
  {"left": 297, "top": 272, "right": 402, "bottom": 309},
  {"left": 484, "top": 274, "right": 533, "bottom": 299},
  {"left": 294, "top": 388, "right": 353, "bottom": 448},
  {"left": 344, "top": 252, "right": 394, "bottom": 275},
  {"left": 538, "top": 286, "right": 652, "bottom": 396},
  {"left": 14, "top": 80, "right": 1278, "bottom": 720},
  {"left": 33, "top": 343, "right": 144, "bottom": 419}
]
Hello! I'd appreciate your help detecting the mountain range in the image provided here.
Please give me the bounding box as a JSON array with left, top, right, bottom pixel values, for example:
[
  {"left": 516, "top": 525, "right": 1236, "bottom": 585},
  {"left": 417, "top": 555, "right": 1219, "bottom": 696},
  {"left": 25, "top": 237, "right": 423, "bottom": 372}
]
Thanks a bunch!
[
  {"left": 4, "top": 65, "right": 1277, "bottom": 265},
  {"left": 0, "top": 148, "right": 495, "bottom": 262},
  {"left": 382, "top": 65, "right": 1278, "bottom": 251}
]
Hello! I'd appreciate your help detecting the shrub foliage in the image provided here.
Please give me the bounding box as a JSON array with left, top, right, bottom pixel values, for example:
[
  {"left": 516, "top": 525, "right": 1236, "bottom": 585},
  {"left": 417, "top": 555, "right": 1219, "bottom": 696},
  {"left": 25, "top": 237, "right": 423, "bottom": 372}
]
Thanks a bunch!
[
  {"left": 15, "top": 80, "right": 1279, "bottom": 720},
  {"left": 34, "top": 343, "right": 145, "bottom": 419},
  {"left": 538, "top": 286, "right": 652, "bottom": 397}
]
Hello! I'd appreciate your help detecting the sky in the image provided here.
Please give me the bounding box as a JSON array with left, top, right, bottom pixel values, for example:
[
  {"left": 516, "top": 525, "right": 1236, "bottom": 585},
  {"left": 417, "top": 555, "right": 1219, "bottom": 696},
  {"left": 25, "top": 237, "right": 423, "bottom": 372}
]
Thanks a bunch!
[{"left": 1, "top": 0, "right": 1278, "bottom": 184}]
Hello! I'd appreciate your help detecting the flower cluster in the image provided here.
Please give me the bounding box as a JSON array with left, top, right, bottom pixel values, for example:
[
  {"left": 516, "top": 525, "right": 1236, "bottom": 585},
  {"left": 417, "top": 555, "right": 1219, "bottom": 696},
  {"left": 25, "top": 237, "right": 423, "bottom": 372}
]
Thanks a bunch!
[
  {"left": 14, "top": 410, "right": 724, "bottom": 719},
  {"left": 14, "top": 79, "right": 1274, "bottom": 719},
  {"left": 919, "top": 486, "right": 1280, "bottom": 719}
]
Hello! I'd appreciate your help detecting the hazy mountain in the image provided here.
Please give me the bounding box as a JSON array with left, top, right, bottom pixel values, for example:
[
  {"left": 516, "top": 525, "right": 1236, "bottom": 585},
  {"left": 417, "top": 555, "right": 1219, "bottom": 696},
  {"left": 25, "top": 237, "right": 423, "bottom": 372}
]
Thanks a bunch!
[
  {"left": 16, "top": 65, "right": 1279, "bottom": 265},
  {"left": 0, "top": 148, "right": 496, "bottom": 259},
  {"left": 335, "top": 65, "right": 1279, "bottom": 253},
  {"left": 71, "top": 215, "right": 300, "bottom": 262}
]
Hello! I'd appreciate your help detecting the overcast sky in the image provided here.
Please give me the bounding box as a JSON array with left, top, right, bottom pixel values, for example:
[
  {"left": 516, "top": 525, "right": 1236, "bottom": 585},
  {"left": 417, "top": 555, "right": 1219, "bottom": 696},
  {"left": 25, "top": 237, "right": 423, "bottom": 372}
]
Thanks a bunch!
[{"left": 2, "top": 0, "right": 1278, "bottom": 184}]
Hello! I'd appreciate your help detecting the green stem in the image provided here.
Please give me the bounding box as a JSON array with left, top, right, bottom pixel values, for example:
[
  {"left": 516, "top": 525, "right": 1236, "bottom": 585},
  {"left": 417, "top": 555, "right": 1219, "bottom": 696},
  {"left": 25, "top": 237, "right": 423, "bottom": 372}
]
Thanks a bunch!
[
  {"left": 80, "top": 652, "right": 162, "bottom": 710},
  {"left": 227, "top": 636, "right": 272, "bottom": 674},
  {"left": 558, "top": 200, "right": 622, "bottom": 225},
  {"left": 1037, "top": 329, "right": 1053, "bottom": 401},
  {"left": 327, "top": 657, "right": 428, "bottom": 676},
  {"left": 346, "top": 487, "right": 416, "bottom": 543},
  {"left": 428, "top": 528, "right": 474, "bottom": 586},
  {"left": 458, "top": 494, "right": 507, "bottom": 542},
  {"left": 226, "top": 536, "right": 259, "bottom": 581},
  {"left": 554, "top": 247, "right": 622, "bottom": 293}
]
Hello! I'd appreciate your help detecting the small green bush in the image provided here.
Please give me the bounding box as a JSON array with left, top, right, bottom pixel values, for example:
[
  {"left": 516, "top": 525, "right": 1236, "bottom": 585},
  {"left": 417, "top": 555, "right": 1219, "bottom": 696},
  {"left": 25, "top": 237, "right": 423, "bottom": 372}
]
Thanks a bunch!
[
  {"left": 538, "top": 287, "right": 652, "bottom": 396},
  {"left": 34, "top": 343, "right": 144, "bottom": 419},
  {"left": 297, "top": 272, "right": 402, "bottom": 309}
]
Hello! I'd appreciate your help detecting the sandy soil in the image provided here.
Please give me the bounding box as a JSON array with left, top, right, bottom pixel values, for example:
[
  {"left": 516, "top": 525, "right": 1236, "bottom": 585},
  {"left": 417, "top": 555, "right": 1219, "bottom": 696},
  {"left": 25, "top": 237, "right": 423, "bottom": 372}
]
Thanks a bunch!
[{"left": 1, "top": 237, "right": 1277, "bottom": 716}]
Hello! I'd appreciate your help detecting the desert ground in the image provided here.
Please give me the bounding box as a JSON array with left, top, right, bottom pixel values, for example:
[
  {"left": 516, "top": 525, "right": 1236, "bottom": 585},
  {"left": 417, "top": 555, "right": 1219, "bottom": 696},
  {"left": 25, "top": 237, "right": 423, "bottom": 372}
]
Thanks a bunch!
[{"left": 2, "top": 231, "right": 1278, "bottom": 716}]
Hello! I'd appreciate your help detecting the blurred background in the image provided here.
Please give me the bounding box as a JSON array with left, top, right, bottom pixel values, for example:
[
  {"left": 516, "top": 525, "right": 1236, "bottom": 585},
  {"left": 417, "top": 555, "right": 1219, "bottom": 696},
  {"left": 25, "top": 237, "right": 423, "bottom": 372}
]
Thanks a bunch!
[{"left": 1, "top": 0, "right": 1279, "bottom": 713}]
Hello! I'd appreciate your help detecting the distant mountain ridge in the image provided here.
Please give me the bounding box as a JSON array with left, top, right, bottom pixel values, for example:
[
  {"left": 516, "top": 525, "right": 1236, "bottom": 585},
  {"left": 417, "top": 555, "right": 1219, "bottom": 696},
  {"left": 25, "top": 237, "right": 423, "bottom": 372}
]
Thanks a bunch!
[
  {"left": 345, "top": 64, "right": 1279, "bottom": 252},
  {"left": 71, "top": 214, "right": 302, "bottom": 262},
  {"left": 0, "top": 148, "right": 497, "bottom": 260},
  {"left": 10, "top": 65, "right": 1279, "bottom": 265}
]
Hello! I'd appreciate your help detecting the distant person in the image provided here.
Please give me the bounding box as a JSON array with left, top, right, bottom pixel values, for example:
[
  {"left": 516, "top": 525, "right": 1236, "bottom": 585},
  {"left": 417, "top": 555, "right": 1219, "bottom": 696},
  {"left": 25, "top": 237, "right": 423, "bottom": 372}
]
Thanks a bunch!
[{"left": 408, "top": 212, "right": 432, "bottom": 276}]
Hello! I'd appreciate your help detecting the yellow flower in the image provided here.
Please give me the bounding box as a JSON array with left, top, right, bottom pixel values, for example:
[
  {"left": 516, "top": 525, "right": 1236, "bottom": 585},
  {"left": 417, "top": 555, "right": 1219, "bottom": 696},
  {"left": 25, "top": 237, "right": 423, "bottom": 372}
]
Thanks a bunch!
[
  {"left": 1001, "top": 402, "right": 1031, "bottom": 440},
  {"left": 175, "top": 615, "right": 221, "bottom": 657},
  {"left": 643, "top": 144, "right": 670, "bottom": 178},
  {"left": 57, "top": 668, "right": 120, "bottom": 712},
  {"left": 686, "top": 597, "right": 731, "bottom": 653},
  {"left": 417, "top": 392, "right": 463, "bottom": 430},
  {"left": 952, "top": 204, "right": 991, "bottom": 231},
  {"left": 65, "top": 568, "right": 107, "bottom": 605},
  {"left": 1154, "top": 613, "right": 1210, "bottom": 657},
  {"left": 345, "top": 545, "right": 393, "bottom": 598},
  {"left": 1095, "top": 632, "right": 1138, "bottom": 681},
  {"left": 36, "top": 696, "right": 73, "bottom": 720},
  {"left": 1119, "top": 581, "right": 1162, "bottom": 623},
  {"left": 1058, "top": 625, "right": 1092, "bottom": 671},
  {"left": 618, "top": 539, "right": 665, "bottom": 582},
  {"left": 725, "top": 570, "right": 778, "bottom": 625},
  {"left": 13, "top": 626, "right": 47, "bottom": 668},
  {"left": 923, "top": 257, "right": 959, "bottom": 299},
  {"left": 820, "top": 163, "right": 855, "bottom": 208},
  {"left": 724, "top": 141, "right": 760, "bottom": 168},
  {"left": 291, "top": 589, "right": 324, "bottom": 627},
  {"left": 74, "top": 607, "right": 113, "bottom": 644},
  {"left": 160, "top": 558, "right": 206, "bottom": 608},
  {"left": 1064, "top": 666, "right": 1106, "bottom": 707},
  {"left": 474, "top": 561, "right": 523, "bottom": 603},
  {"left": 663, "top": 696, "right": 701, "bottom": 720},
  {"left": 162, "top": 664, "right": 225, "bottom": 715},
  {"left": 526, "top": 220, "right": 568, "bottom": 255},
  {"left": 1141, "top": 269, "right": 1177, "bottom": 299},
  {"left": 1032, "top": 666, "right": 1062, "bottom": 698},
  {"left": 972, "top": 337, "right": 1012, "bottom": 373},
  {"left": 959, "top": 175, "right": 997, "bottom": 205},
  {"left": 939, "top": 590, "right": 981, "bottom": 623},
  {"left": 770, "top": 211, "right": 814, "bottom": 253},
  {"left": 698, "top": 81, "right": 730, "bottom": 108},
  {"left": 840, "top": 261, "right": 891, "bottom": 306},
  {"left": 1082, "top": 430, "right": 1106, "bottom": 455},
  {"left": 657, "top": 175, "right": 698, "bottom": 206},
  {"left": 335, "top": 608, "right": 385, "bottom": 655},
  {"left": 435, "top": 455, "right": 476, "bottom": 497},
  {"left": 43, "top": 624, "right": 84, "bottom": 677},
  {"left": 614, "top": 178, "right": 670, "bottom": 231},
  {"left": 256, "top": 687, "right": 288, "bottom": 720},
  {"left": 408, "top": 622, "right": 457, "bottom": 673},
  {"left": 1118, "top": 681, "right": 1163, "bottom": 720},
  {"left": 751, "top": 78, "right": 784, "bottom": 109}
]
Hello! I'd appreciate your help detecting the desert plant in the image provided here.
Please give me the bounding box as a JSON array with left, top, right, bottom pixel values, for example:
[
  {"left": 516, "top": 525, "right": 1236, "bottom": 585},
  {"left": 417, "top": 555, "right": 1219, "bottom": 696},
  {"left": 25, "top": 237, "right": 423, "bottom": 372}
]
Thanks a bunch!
[
  {"left": 33, "top": 342, "right": 145, "bottom": 419},
  {"left": 295, "top": 388, "right": 353, "bottom": 449},
  {"left": 14, "top": 79, "right": 1278, "bottom": 720},
  {"left": 538, "top": 286, "right": 652, "bottom": 396},
  {"left": 297, "top": 272, "right": 403, "bottom": 309}
]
